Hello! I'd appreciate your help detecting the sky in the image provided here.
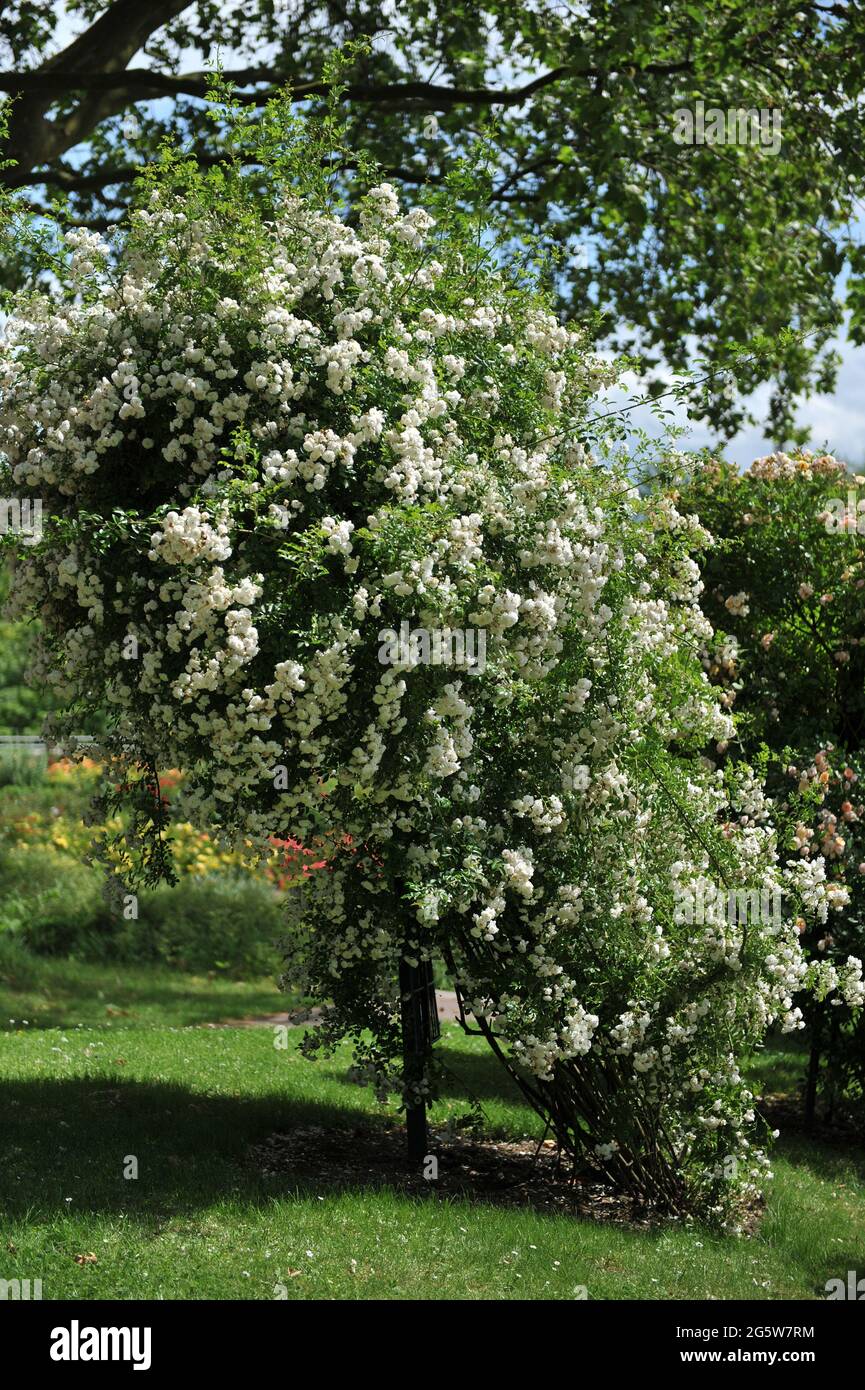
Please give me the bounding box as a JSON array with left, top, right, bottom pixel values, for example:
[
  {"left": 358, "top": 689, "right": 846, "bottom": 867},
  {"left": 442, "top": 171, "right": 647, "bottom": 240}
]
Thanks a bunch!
[
  {"left": 33, "top": 3, "right": 865, "bottom": 470},
  {"left": 710, "top": 345, "right": 865, "bottom": 470},
  {"left": 597, "top": 329, "right": 865, "bottom": 470}
]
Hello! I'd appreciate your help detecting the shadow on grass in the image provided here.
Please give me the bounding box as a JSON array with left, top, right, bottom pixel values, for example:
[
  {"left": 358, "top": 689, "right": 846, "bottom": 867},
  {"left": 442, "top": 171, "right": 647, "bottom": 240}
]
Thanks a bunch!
[
  {"left": 2, "top": 1068, "right": 862, "bottom": 1262},
  {"left": 747, "top": 1031, "right": 809, "bottom": 1097},
  {"left": 309, "top": 1038, "right": 543, "bottom": 1142},
  {"left": 434, "top": 1042, "right": 528, "bottom": 1108},
  {"left": 0, "top": 1075, "right": 403, "bottom": 1219},
  {"left": 775, "top": 1130, "right": 865, "bottom": 1184},
  {"left": 0, "top": 1072, "right": 651, "bottom": 1232}
]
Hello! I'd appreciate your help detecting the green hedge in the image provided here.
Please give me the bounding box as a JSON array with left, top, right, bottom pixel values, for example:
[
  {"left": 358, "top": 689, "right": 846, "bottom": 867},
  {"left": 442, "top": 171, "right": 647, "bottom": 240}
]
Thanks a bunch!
[{"left": 0, "top": 855, "right": 286, "bottom": 978}]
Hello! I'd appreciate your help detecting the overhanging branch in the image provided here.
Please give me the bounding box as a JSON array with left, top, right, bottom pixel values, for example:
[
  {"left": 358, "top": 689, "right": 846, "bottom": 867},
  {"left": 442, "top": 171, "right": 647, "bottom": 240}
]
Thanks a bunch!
[{"left": 0, "top": 59, "right": 694, "bottom": 107}]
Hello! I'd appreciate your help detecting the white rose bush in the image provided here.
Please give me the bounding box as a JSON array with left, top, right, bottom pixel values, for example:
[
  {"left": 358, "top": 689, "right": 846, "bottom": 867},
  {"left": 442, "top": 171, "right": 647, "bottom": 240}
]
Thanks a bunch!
[{"left": 1, "top": 104, "right": 860, "bottom": 1224}]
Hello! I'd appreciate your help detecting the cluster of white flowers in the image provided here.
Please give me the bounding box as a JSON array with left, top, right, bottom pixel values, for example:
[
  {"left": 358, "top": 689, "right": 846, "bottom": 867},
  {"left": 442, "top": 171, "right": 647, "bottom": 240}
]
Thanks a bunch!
[
  {"left": 786, "top": 856, "right": 851, "bottom": 924},
  {"left": 3, "top": 165, "right": 857, "bottom": 1222},
  {"left": 148, "top": 506, "right": 232, "bottom": 566}
]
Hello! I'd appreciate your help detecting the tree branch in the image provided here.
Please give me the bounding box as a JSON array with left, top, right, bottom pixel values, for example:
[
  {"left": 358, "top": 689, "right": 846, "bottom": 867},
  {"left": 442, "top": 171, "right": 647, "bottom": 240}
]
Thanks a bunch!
[
  {"left": 0, "top": 58, "right": 695, "bottom": 107},
  {"left": 0, "top": 0, "right": 194, "bottom": 176},
  {"left": 40, "top": 0, "right": 194, "bottom": 78}
]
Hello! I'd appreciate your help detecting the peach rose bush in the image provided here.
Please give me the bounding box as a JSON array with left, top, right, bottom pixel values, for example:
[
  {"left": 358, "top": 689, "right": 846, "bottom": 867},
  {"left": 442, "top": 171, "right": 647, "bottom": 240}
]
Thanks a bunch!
[{"left": 675, "top": 451, "right": 865, "bottom": 1123}]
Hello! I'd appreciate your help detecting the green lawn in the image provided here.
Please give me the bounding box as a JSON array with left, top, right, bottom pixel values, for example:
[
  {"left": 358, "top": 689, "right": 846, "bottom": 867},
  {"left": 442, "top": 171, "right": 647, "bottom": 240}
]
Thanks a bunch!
[
  {"left": 0, "top": 935, "right": 290, "bottom": 1029},
  {"left": 1, "top": 957, "right": 863, "bottom": 1300}
]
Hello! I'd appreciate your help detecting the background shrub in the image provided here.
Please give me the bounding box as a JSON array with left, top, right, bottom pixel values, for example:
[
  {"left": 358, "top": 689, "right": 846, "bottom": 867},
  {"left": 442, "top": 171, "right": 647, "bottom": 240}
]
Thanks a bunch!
[
  {"left": 7, "top": 868, "right": 286, "bottom": 978},
  {"left": 675, "top": 450, "right": 865, "bottom": 1123},
  {"left": 0, "top": 746, "right": 46, "bottom": 787},
  {"left": 131, "top": 875, "right": 285, "bottom": 976}
]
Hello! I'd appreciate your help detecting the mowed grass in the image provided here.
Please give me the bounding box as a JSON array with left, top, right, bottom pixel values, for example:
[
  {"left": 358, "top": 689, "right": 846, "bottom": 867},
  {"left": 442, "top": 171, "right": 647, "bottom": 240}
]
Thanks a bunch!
[
  {"left": 0, "top": 960, "right": 863, "bottom": 1300},
  {"left": 0, "top": 936, "right": 290, "bottom": 1029}
]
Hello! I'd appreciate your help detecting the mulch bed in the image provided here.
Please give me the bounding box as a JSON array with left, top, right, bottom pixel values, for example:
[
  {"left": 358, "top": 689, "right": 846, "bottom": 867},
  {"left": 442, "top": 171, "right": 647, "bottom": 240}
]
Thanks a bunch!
[
  {"left": 249, "top": 1122, "right": 677, "bottom": 1229},
  {"left": 759, "top": 1092, "right": 865, "bottom": 1146}
]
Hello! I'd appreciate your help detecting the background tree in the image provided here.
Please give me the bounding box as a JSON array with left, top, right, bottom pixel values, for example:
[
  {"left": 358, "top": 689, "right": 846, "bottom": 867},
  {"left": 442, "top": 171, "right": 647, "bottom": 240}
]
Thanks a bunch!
[{"left": 1, "top": 1, "right": 865, "bottom": 439}]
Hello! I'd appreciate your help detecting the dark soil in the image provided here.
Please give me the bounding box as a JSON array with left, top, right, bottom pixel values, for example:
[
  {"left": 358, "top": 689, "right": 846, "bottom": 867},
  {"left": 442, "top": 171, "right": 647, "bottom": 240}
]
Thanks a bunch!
[
  {"left": 249, "top": 1121, "right": 676, "bottom": 1229},
  {"left": 760, "top": 1091, "right": 865, "bottom": 1145}
]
